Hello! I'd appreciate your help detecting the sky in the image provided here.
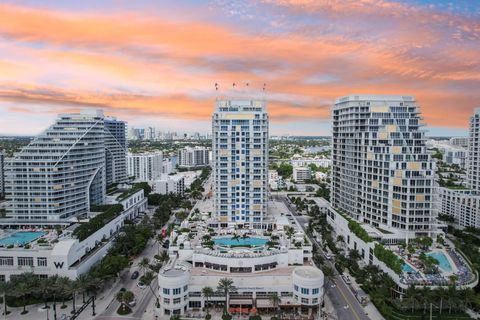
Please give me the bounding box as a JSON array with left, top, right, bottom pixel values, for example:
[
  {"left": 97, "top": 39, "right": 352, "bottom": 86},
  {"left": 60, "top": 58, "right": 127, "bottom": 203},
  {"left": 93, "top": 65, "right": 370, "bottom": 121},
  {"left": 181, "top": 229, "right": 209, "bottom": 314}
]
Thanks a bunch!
[{"left": 0, "top": 0, "right": 479, "bottom": 136}]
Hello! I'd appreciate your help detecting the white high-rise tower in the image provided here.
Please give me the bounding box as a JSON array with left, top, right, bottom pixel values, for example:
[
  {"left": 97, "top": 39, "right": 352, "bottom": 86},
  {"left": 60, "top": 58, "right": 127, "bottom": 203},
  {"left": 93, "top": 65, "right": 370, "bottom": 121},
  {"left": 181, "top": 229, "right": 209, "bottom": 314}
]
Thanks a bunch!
[
  {"left": 212, "top": 99, "right": 269, "bottom": 229},
  {"left": 467, "top": 108, "right": 480, "bottom": 192},
  {"left": 5, "top": 110, "right": 106, "bottom": 222},
  {"left": 331, "top": 95, "right": 436, "bottom": 236}
]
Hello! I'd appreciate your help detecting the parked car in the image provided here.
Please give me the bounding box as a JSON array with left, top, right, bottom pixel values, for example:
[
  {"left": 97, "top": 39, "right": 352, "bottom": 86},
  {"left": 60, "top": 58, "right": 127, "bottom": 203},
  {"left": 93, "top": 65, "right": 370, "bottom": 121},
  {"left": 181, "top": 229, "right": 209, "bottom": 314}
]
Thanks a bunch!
[
  {"left": 131, "top": 271, "right": 140, "bottom": 280},
  {"left": 128, "top": 299, "right": 137, "bottom": 307},
  {"left": 137, "top": 282, "right": 146, "bottom": 289}
]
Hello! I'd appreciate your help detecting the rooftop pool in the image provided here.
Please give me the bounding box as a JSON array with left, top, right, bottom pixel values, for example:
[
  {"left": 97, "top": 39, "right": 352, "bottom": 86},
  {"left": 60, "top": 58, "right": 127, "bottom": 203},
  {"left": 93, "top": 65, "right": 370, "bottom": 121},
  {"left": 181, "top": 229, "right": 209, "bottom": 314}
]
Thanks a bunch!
[
  {"left": 402, "top": 262, "right": 416, "bottom": 273},
  {"left": 427, "top": 251, "right": 453, "bottom": 272},
  {"left": 0, "top": 231, "right": 47, "bottom": 246},
  {"left": 214, "top": 237, "right": 268, "bottom": 247}
]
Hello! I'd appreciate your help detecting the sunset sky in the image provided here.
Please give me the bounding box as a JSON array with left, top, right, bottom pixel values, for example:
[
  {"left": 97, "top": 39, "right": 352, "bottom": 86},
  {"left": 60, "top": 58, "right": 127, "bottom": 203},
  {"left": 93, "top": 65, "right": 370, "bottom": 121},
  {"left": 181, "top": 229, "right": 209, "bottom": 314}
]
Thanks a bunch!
[{"left": 0, "top": 0, "right": 479, "bottom": 136}]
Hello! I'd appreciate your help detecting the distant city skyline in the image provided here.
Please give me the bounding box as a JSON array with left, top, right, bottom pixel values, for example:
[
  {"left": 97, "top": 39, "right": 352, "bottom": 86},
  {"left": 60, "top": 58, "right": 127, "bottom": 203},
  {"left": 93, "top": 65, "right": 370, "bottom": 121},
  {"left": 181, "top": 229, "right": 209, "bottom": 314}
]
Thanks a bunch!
[{"left": 0, "top": 1, "right": 478, "bottom": 136}]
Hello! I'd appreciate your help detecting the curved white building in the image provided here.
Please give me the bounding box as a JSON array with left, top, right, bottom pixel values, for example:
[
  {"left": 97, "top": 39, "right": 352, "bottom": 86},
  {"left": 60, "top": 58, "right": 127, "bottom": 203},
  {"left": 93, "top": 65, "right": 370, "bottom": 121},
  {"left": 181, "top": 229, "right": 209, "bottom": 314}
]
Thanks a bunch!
[{"left": 5, "top": 110, "right": 106, "bottom": 222}]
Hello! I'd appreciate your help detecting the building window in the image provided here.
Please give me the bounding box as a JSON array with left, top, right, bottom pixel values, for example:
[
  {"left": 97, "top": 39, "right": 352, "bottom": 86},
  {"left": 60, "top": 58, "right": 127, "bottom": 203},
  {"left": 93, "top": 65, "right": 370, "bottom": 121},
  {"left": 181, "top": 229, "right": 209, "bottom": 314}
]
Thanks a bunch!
[
  {"left": 294, "top": 285, "right": 299, "bottom": 292},
  {"left": 301, "top": 288, "right": 309, "bottom": 295},
  {"left": 164, "top": 298, "right": 170, "bottom": 304},
  {"left": 183, "top": 285, "right": 188, "bottom": 292},
  {"left": 0, "top": 257, "right": 13, "bottom": 266},
  {"left": 173, "top": 298, "right": 181, "bottom": 304},
  {"left": 18, "top": 257, "right": 34, "bottom": 267},
  {"left": 312, "top": 288, "right": 319, "bottom": 295},
  {"left": 37, "top": 257, "right": 47, "bottom": 267},
  {"left": 0, "top": 275, "right": 5, "bottom": 282},
  {"left": 312, "top": 298, "right": 318, "bottom": 304},
  {"left": 189, "top": 301, "right": 201, "bottom": 308},
  {"left": 173, "top": 288, "right": 181, "bottom": 295},
  {"left": 301, "top": 298, "right": 309, "bottom": 304},
  {"left": 163, "top": 288, "right": 170, "bottom": 295}
]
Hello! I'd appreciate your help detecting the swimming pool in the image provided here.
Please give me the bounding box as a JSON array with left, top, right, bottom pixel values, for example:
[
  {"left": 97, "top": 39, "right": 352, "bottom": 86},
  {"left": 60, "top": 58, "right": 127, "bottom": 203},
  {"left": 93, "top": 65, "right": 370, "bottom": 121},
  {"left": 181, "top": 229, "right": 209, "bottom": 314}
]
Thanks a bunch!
[
  {"left": 402, "top": 263, "right": 416, "bottom": 273},
  {"left": 0, "top": 231, "right": 47, "bottom": 246},
  {"left": 427, "top": 251, "right": 453, "bottom": 272},
  {"left": 213, "top": 237, "right": 268, "bottom": 247}
]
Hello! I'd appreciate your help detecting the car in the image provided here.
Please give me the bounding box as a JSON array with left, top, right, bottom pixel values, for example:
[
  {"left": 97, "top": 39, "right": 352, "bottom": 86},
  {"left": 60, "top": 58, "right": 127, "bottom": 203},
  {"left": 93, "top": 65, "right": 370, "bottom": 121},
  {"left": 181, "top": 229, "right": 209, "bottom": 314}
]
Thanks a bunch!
[
  {"left": 130, "top": 271, "right": 140, "bottom": 280},
  {"left": 119, "top": 287, "right": 126, "bottom": 292},
  {"left": 342, "top": 274, "right": 351, "bottom": 285},
  {"left": 137, "top": 282, "right": 147, "bottom": 289},
  {"left": 128, "top": 299, "right": 137, "bottom": 307}
]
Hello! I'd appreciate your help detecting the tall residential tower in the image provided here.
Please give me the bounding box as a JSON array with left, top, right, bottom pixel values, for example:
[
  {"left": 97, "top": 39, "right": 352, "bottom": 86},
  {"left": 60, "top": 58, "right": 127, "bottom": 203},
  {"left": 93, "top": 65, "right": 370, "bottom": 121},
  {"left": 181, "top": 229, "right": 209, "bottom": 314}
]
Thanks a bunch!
[
  {"left": 467, "top": 108, "right": 480, "bottom": 192},
  {"left": 105, "top": 117, "right": 127, "bottom": 186},
  {"left": 5, "top": 110, "right": 106, "bottom": 222},
  {"left": 331, "top": 95, "right": 436, "bottom": 236},
  {"left": 212, "top": 99, "right": 269, "bottom": 229}
]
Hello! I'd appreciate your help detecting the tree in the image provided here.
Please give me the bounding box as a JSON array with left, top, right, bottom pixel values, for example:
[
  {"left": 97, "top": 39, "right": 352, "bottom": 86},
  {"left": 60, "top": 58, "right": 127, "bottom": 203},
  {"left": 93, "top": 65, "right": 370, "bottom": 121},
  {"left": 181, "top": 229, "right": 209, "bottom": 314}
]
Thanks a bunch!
[
  {"left": 138, "top": 257, "right": 150, "bottom": 275},
  {"left": 322, "top": 265, "right": 335, "bottom": 287},
  {"left": 0, "top": 281, "right": 10, "bottom": 316},
  {"left": 75, "top": 274, "right": 90, "bottom": 303},
  {"left": 405, "top": 285, "right": 417, "bottom": 313},
  {"left": 13, "top": 282, "right": 30, "bottom": 314},
  {"left": 116, "top": 290, "right": 134, "bottom": 313},
  {"left": 202, "top": 286, "right": 214, "bottom": 314},
  {"left": 270, "top": 292, "right": 281, "bottom": 315},
  {"left": 217, "top": 278, "right": 236, "bottom": 313},
  {"left": 141, "top": 271, "right": 159, "bottom": 305}
]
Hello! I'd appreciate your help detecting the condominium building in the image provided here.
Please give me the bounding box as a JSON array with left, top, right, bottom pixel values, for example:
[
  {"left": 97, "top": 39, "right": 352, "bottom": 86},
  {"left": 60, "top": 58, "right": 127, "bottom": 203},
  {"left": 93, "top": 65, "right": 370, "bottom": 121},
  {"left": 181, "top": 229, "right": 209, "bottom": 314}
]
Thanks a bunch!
[
  {"left": 177, "top": 146, "right": 210, "bottom": 169},
  {"left": 104, "top": 117, "right": 127, "bottom": 186},
  {"left": 450, "top": 137, "right": 469, "bottom": 148},
  {"left": 331, "top": 95, "right": 436, "bottom": 237},
  {"left": 437, "top": 187, "right": 480, "bottom": 228},
  {"left": 467, "top": 108, "right": 480, "bottom": 192},
  {"left": 5, "top": 110, "right": 106, "bottom": 222},
  {"left": 152, "top": 174, "right": 185, "bottom": 196},
  {"left": 293, "top": 167, "right": 312, "bottom": 183},
  {"left": 212, "top": 99, "right": 269, "bottom": 229},
  {"left": 127, "top": 152, "right": 163, "bottom": 182},
  {"left": 0, "top": 151, "right": 4, "bottom": 199}
]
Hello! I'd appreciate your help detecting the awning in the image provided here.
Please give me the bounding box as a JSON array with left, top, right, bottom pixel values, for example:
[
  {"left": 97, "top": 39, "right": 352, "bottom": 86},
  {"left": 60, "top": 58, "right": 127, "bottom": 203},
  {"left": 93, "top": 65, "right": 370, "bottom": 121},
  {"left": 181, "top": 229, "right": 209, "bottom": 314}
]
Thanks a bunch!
[
  {"left": 230, "top": 299, "right": 253, "bottom": 305},
  {"left": 256, "top": 299, "right": 274, "bottom": 308}
]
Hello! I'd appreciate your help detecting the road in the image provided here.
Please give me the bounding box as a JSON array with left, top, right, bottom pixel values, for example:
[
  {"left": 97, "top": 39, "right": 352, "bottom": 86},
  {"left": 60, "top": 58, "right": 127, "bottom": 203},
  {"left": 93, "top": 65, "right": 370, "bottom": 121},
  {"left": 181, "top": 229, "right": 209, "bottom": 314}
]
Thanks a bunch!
[
  {"left": 276, "top": 194, "right": 371, "bottom": 320},
  {"left": 95, "top": 175, "right": 213, "bottom": 320},
  {"left": 94, "top": 214, "right": 174, "bottom": 320}
]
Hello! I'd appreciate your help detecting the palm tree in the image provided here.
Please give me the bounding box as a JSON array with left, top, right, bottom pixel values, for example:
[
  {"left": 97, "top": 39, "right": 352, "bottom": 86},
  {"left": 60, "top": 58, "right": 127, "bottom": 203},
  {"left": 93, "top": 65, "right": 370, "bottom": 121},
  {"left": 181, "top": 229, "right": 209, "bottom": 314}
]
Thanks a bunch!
[
  {"left": 160, "top": 250, "right": 170, "bottom": 263},
  {"left": 57, "top": 277, "right": 72, "bottom": 309},
  {"left": 405, "top": 285, "right": 417, "bottom": 313},
  {"left": 141, "top": 271, "right": 159, "bottom": 304},
  {"left": 138, "top": 257, "right": 150, "bottom": 275},
  {"left": 270, "top": 292, "right": 281, "bottom": 315},
  {"left": 116, "top": 290, "right": 135, "bottom": 313},
  {"left": 241, "top": 234, "right": 250, "bottom": 240},
  {"left": 0, "top": 281, "right": 10, "bottom": 316},
  {"left": 13, "top": 282, "right": 30, "bottom": 314},
  {"left": 202, "top": 286, "right": 214, "bottom": 314},
  {"left": 75, "top": 274, "right": 90, "bottom": 303},
  {"left": 321, "top": 265, "right": 335, "bottom": 288},
  {"left": 231, "top": 234, "right": 241, "bottom": 242},
  {"left": 217, "top": 278, "right": 235, "bottom": 313},
  {"left": 38, "top": 277, "right": 52, "bottom": 309}
]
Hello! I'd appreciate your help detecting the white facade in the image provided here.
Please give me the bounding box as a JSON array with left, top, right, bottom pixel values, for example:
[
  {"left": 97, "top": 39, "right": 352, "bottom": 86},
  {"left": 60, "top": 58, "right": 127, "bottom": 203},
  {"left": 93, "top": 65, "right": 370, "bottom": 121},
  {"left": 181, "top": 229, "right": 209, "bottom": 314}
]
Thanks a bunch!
[
  {"left": 442, "top": 147, "right": 468, "bottom": 169},
  {"left": 0, "top": 151, "right": 4, "bottom": 198},
  {"left": 5, "top": 110, "right": 107, "bottom": 222},
  {"left": 177, "top": 146, "right": 210, "bottom": 168},
  {"left": 212, "top": 100, "right": 269, "bottom": 229},
  {"left": 153, "top": 174, "right": 185, "bottom": 196},
  {"left": 105, "top": 117, "right": 128, "bottom": 185},
  {"left": 437, "top": 187, "right": 480, "bottom": 228},
  {"left": 468, "top": 108, "right": 480, "bottom": 192},
  {"left": 331, "top": 95, "right": 436, "bottom": 237},
  {"left": 450, "top": 137, "right": 469, "bottom": 148},
  {"left": 293, "top": 167, "right": 312, "bottom": 183},
  {"left": 291, "top": 156, "right": 331, "bottom": 168},
  {"left": 127, "top": 152, "right": 163, "bottom": 182},
  {"left": 0, "top": 189, "right": 146, "bottom": 281}
]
